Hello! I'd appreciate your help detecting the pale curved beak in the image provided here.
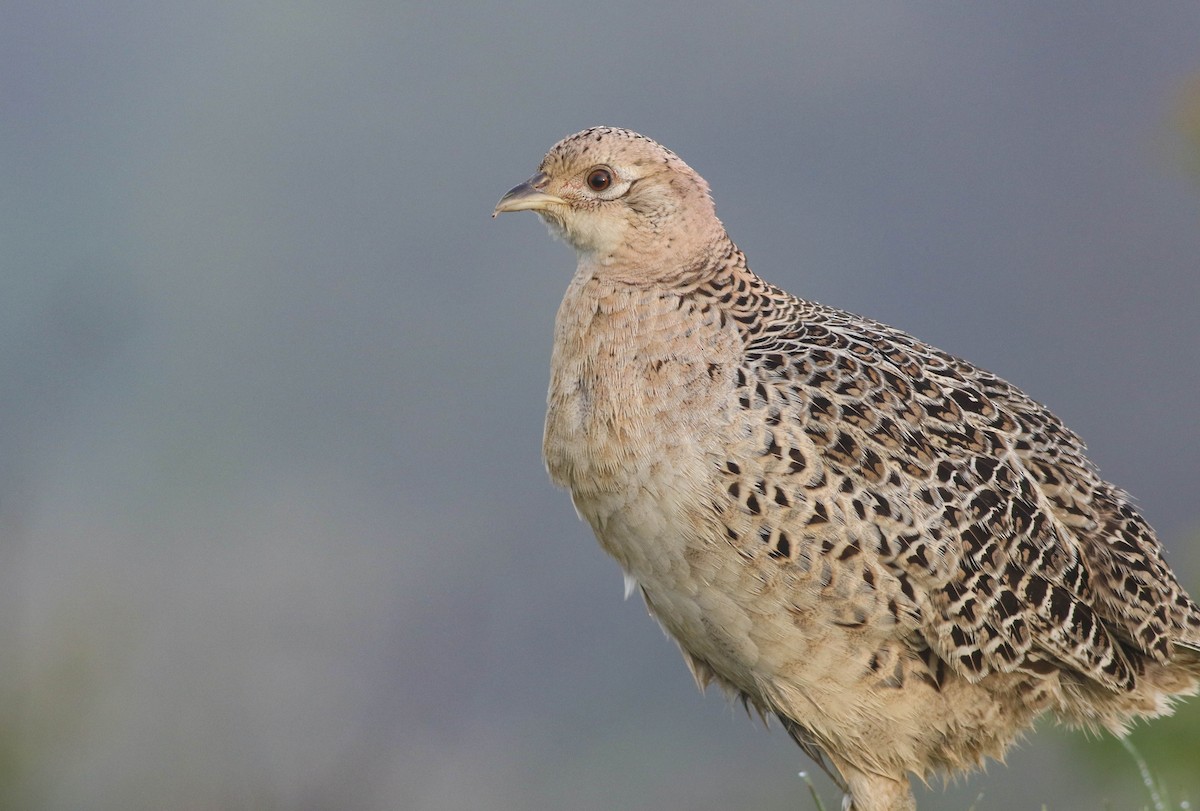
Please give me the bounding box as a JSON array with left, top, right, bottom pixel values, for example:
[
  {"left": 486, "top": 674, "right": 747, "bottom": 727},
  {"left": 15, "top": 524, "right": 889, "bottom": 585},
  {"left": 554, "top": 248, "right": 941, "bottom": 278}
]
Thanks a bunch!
[{"left": 492, "top": 172, "right": 565, "bottom": 218}]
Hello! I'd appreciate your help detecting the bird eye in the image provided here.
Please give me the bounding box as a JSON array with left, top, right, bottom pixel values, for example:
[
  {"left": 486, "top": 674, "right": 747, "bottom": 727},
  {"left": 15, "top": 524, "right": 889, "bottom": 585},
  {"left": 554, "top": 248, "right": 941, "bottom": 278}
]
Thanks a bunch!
[{"left": 586, "top": 168, "right": 612, "bottom": 191}]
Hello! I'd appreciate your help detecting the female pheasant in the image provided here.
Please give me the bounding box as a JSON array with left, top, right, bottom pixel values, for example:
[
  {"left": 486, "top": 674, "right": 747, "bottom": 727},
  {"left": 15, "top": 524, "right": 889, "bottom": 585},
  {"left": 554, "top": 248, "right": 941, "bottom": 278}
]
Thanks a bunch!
[{"left": 493, "top": 126, "right": 1200, "bottom": 811}]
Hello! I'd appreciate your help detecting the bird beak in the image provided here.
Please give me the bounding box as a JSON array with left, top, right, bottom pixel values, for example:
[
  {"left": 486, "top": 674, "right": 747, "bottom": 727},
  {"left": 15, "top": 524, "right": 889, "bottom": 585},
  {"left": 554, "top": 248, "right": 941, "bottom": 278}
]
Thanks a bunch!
[{"left": 492, "top": 172, "right": 565, "bottom": 218}]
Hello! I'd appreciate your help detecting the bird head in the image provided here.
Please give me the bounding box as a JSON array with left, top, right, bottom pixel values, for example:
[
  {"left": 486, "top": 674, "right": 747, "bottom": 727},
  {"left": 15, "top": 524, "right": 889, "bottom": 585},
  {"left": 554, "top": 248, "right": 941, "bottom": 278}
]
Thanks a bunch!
[{"left": 493, "top": 127, "right": 726, "bottom": 277}]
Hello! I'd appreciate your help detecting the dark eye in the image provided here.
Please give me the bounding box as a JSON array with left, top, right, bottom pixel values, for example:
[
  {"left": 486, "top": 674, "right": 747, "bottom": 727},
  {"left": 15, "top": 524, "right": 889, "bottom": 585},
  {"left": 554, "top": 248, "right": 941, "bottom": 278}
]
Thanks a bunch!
[{"left": 586, "top": 168, "right": 612, "bottom": 191}]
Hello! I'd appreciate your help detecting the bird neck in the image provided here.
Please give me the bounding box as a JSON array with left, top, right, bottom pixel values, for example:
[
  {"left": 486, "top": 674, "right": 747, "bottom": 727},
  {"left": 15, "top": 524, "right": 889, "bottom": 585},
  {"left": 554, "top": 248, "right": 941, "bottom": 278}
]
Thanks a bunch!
[{"left": 580, "top": 231, "right": 742, "bottom": 289}]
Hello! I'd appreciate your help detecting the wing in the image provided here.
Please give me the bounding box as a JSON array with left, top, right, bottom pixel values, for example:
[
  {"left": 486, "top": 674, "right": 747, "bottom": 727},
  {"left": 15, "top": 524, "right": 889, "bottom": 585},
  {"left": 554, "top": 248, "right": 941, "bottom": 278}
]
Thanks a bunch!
[{"left": 713, "top": 272, "right": 1200, "bottom": 691}]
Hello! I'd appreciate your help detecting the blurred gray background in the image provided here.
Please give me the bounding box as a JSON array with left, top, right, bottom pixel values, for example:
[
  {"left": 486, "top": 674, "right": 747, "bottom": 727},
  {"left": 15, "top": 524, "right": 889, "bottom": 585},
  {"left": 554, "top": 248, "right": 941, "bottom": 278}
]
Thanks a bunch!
[{"left": 3, "top": 2, "right": 1199, "bottom": 810}]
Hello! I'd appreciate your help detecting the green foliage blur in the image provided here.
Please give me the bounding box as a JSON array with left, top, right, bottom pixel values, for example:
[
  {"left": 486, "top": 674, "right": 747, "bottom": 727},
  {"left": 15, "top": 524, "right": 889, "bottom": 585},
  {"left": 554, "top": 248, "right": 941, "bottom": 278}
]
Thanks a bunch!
[
  {"left": 1073, "top": 566, "right": 1200, "bottom": 809},
  {"left": 1175, "top": 71, "right": 1200, "bottom": 181}
]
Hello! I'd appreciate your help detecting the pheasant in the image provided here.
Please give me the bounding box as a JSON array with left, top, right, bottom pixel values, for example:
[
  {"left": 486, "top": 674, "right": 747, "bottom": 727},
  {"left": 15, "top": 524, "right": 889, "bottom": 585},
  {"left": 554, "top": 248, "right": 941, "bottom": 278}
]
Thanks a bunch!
[{"left": 493, "top": 126, "right": 1200, "bottom": 811}]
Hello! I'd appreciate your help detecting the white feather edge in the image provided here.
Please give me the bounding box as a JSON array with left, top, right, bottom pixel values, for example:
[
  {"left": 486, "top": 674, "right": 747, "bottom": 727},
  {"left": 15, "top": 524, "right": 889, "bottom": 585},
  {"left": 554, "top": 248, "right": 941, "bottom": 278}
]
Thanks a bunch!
[{"left": 623, "top": 572, "right": 639, "bottom": 601}]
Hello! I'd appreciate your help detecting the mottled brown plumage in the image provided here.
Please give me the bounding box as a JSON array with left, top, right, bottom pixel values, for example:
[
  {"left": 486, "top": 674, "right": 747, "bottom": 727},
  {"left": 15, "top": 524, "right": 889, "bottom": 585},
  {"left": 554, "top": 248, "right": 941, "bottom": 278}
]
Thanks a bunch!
[{"left": 493, "top": 127, "right": 1200, "bottom": 811}]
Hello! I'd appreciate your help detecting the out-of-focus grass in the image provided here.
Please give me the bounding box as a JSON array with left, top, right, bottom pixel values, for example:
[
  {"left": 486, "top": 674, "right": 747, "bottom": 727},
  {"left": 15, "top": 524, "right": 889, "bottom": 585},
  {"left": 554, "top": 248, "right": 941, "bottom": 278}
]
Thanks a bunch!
[
  {"left": 1088, "top": 689, "right": 1200, "bottom": 810},
  {"left": 1073, "top": 571, "right": 1200, "bottom": 810},
  {"left": 1173, "top": 71, "right": 1200, "bottom": 180},
  {"left": 798, "top": 772, "right": 830, "bottom": 811}
]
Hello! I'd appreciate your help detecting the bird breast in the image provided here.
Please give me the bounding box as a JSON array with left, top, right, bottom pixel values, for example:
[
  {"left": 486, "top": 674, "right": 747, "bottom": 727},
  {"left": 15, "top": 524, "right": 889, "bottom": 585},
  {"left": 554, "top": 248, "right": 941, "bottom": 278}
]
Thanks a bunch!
[{"left": 543, "top": 268, "right": 740, "bottom": 575}]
